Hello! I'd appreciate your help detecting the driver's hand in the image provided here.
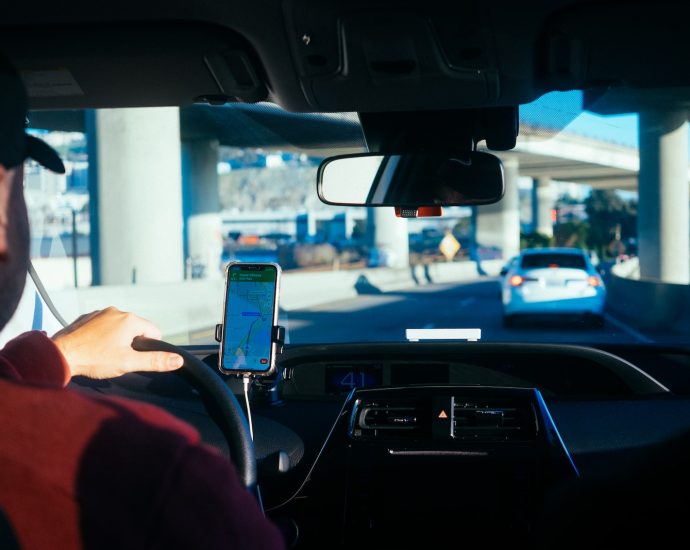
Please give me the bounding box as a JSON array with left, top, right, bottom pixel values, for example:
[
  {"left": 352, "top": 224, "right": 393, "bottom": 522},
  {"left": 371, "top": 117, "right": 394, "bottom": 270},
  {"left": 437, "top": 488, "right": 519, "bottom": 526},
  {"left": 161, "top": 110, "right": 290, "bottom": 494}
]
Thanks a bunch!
[{"left": 52, "top": 306, "right": 184, "bottom": 379}]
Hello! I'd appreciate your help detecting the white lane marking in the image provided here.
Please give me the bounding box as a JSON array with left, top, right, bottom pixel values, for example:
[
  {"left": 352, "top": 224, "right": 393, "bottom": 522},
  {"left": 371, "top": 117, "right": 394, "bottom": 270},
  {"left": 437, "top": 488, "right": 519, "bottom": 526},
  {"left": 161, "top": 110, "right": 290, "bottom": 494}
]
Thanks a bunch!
[
  {"left": 459, "top": 298, "right": 476, "bottom": 307},
  {"left": 605, "top": 313, "right": 654, "bottom": 344}
]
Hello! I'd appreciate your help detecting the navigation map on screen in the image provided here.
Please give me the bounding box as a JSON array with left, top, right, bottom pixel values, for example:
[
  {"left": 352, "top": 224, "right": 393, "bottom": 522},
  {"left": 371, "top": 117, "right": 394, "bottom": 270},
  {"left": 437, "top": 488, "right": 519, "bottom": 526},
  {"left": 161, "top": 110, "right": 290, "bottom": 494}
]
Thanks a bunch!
[{"left": 222, "top": 267, "right": 277, "bottom": 372}]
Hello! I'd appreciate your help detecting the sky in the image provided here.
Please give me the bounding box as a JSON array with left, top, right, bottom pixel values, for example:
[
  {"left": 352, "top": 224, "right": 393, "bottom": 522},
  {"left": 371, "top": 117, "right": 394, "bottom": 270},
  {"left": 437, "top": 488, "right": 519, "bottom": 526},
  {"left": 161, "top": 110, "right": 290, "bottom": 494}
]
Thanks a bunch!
[{"left": 520, "top": 90, "right": 639, "bottom": 148}]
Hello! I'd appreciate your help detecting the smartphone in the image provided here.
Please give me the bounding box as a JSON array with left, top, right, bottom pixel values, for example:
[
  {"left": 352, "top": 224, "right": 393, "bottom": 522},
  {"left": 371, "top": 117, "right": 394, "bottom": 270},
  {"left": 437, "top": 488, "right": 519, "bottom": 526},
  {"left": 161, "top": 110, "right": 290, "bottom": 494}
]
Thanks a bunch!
[{"left": 219, "top": 262, "right": 281, "bottom": 376}]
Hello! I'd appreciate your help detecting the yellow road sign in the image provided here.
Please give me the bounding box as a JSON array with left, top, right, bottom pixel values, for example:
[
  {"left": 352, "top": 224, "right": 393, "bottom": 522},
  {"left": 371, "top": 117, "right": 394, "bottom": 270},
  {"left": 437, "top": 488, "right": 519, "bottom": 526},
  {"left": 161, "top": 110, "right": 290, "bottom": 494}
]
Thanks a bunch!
[{"left": 439, "top": 233, "right": 460, "bottom": 261}]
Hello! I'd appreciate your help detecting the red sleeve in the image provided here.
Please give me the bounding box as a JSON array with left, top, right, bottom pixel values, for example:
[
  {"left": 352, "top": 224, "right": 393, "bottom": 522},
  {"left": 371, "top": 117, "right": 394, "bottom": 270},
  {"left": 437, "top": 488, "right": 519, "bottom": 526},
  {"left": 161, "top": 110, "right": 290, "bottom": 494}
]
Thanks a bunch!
[
  {"left": 149, "top": 444, "right": 286, "bottom": 550},
  {"left": 0, "top": 331, "right": 70, "bottom": 387},
  {"left": 70, "top": 392, "right": 286, "bottom": 549}
]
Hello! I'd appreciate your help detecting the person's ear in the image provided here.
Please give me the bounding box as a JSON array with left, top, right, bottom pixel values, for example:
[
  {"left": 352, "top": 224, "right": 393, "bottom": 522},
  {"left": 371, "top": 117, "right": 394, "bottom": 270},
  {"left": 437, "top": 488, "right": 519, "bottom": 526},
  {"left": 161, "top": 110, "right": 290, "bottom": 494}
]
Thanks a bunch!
[{"left": 0, "top": 164, "right": 12, "bottom": 257}]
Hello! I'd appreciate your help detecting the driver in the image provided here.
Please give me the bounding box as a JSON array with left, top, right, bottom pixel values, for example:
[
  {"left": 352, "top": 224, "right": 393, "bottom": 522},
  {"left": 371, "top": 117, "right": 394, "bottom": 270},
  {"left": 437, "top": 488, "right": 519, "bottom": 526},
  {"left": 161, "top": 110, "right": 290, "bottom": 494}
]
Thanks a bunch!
[{"left": 0, "top": 55, "right": 284, "bottom": 549}]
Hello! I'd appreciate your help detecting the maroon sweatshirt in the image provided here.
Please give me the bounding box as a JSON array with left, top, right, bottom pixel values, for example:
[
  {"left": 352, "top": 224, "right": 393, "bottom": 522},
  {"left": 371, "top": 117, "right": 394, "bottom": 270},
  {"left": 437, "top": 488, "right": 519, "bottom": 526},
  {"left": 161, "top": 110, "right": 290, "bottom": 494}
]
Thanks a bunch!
[{"left": 0, "top": 331, "right": 285, "bottom": 550}]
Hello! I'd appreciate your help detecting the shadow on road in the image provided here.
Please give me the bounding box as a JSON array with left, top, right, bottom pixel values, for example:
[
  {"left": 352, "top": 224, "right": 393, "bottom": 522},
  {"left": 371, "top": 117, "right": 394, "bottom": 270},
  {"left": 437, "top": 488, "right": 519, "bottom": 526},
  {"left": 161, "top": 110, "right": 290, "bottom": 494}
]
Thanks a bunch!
[
  {"left": 354, "top": 275, "right": 383, "bottom": 295},
  {"left": 505, "top": 317, "right": 605, "bottom": 331}
]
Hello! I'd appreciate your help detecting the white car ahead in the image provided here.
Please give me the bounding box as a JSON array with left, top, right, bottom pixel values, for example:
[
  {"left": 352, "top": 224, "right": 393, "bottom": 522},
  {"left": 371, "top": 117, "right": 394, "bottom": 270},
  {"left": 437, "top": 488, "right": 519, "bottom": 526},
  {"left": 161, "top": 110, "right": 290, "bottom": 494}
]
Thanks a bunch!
[{"left": 502, "top": 248, "right": 606, "bottom": 327}]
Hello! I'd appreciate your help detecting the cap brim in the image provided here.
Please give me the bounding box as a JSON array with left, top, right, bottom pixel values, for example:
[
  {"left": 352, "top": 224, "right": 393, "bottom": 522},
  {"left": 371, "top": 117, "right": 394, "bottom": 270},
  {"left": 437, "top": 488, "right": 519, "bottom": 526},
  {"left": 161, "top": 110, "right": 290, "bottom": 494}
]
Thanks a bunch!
[{"left": 26, "top": 134, "right": 65, "bottom": 174}]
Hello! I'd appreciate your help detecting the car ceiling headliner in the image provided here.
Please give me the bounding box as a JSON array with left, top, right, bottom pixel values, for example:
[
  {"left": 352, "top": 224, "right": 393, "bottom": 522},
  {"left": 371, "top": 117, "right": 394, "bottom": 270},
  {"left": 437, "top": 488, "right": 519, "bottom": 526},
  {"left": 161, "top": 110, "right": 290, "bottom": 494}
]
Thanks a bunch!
[{"left": 3, "top": 1, "right": 690, "bottom": 114}]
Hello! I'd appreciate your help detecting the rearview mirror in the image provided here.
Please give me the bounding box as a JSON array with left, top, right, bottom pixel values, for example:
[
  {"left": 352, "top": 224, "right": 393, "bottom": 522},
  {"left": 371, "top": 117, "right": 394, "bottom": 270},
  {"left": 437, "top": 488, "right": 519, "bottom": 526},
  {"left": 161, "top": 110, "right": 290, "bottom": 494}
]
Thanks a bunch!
[{"left": 317, "top": 152, "right": 504, "bottom": 207}]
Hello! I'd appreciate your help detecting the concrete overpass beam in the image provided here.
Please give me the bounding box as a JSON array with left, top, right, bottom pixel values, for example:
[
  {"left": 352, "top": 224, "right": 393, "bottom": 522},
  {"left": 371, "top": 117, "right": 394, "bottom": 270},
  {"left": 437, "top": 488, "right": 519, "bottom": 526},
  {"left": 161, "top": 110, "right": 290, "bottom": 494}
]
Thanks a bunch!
[
  {"left": 638, "top": 109, "right": 689, "bottom": 284},
  {"left": 532, "top": 176, "right": 556, "bottom": 237},
  {"left": 89, "top": 108, "right": 184, "bottom": 285},
  {"left": 476, "top": 157, "right": 521, "bottom": 260},
  {"left": 182, "top": 139, "right": 222, "bottom": 279}
]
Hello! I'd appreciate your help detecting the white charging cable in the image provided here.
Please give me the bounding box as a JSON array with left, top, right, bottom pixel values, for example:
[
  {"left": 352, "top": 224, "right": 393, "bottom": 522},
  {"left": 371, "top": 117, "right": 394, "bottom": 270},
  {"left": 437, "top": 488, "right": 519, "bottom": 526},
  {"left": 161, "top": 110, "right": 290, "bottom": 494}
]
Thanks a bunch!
[{"left": 242, "top": 376, "right": 254, "bottom": 441}]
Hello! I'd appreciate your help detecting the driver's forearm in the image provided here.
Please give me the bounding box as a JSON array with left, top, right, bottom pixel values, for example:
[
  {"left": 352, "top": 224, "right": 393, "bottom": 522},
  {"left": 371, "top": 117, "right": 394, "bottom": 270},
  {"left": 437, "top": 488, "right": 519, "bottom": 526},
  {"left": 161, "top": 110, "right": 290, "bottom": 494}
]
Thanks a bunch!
[{"left": 0, "top": 330, "right": 70, "bottom": 387}]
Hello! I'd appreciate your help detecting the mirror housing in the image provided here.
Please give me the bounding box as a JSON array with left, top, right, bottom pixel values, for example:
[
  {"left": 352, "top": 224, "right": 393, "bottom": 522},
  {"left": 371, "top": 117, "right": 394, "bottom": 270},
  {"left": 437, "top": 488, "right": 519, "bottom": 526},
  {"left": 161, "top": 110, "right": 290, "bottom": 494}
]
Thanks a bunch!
[{"left": 317, "top": 152, "right": 504, "bottom": 208}]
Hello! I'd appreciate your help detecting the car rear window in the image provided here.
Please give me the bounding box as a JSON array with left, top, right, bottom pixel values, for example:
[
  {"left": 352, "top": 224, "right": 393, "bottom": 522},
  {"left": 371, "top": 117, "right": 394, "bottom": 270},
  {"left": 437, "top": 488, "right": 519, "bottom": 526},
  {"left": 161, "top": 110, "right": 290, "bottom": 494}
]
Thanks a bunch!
[{"left": 521, "top": 253, "right": 586, "bottom": 269}]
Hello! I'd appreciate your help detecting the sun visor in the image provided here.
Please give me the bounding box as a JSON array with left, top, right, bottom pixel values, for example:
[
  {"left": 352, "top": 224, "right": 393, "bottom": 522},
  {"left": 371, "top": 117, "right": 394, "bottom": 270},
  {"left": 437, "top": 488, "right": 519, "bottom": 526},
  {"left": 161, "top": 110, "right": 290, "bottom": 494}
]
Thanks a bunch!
[{"left": 0, "top": 23, "right": 269, "bottom": 109}]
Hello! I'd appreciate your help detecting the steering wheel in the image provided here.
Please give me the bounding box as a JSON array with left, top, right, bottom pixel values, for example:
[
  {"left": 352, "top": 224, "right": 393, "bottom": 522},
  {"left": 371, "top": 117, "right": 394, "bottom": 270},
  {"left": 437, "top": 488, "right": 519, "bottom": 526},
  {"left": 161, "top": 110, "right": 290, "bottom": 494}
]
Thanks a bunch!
[{"left": 132, "top": 337, "right": 257, "bottom": 490}]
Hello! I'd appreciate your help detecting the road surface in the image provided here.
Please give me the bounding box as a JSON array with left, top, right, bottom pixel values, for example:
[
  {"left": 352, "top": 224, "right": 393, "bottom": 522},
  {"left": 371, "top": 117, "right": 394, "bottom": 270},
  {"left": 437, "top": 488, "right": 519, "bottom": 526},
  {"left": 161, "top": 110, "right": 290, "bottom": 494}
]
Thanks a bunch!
[{"left": 282, "top": 278, "right": 670, "bottom": 345}]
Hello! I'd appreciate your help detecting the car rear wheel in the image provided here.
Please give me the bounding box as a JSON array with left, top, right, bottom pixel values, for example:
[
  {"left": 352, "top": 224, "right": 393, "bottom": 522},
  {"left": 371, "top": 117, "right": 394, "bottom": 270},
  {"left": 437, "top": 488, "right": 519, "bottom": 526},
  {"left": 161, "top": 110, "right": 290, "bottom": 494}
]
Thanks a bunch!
[
  {"left": 589, "top": 314, "right": 605, "bottom": 328},
  {"left": 582, "top": 313, "right": 605, "bottom": 328},
  {"left": 502, "top": 314, "right": 516, "bottom": 328}
]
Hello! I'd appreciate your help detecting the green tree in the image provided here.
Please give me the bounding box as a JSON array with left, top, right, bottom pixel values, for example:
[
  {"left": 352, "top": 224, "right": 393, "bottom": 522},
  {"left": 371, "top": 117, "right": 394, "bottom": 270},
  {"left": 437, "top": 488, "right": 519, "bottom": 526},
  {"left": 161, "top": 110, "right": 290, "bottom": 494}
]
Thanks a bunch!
[
  {"left": 584, "top": 190, "right": 637, "bottom": 258},
  {"left": 520, "top": 232, "right": 553, "bottom": 249},
  {"left": 452, "top": 218, "right": 471, "bottom": 239},
  {"left": 553, "top": 220, "right": 589, "bottom": 248}
]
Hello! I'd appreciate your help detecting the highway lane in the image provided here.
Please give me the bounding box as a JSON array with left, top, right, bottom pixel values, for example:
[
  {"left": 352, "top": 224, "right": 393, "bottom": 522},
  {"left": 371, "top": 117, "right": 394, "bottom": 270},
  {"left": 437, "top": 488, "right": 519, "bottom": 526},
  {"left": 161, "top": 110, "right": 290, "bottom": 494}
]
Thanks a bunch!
[{"left": 284, "top": 277, "right": 666, "bottom": 345}]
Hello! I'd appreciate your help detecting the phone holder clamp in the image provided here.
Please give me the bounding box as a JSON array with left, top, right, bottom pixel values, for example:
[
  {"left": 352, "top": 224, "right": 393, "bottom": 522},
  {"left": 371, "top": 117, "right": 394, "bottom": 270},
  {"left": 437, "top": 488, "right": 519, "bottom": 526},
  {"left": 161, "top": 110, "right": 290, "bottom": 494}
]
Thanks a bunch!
[{"left": 215, "top": 324, "right": 286, "bottom": 349}]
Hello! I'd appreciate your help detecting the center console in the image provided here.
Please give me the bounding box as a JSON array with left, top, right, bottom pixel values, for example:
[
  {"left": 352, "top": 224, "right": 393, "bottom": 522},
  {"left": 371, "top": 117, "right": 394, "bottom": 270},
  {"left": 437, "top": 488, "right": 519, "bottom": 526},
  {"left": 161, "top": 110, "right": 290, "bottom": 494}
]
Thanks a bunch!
[{"left": 275, "top": 385, "right": 577, "bottom": 547}]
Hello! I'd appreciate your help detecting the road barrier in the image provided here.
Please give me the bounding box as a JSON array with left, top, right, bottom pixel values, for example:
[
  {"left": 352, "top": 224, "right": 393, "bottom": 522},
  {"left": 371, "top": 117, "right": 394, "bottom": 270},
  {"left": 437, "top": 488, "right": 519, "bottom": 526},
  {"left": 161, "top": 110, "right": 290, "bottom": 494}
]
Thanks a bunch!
[{"left": 607, "top": 260, "right": 690, "bottom": 336}]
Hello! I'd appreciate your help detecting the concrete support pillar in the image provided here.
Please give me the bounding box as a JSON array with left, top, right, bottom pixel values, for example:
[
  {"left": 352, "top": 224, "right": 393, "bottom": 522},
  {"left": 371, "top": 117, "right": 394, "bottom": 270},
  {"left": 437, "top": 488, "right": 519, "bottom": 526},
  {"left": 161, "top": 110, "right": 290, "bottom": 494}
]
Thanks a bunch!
[
  {"left": 368, "top": 207, "right": 409, "bottom": 268},
  {"left": 92, "top": 108, "right": 184, "bottom": 285},
  {"left": 328, "top": 212, "right": 354, "bottom": 242},
  {"left": 532, "top": 176, "right": 556, "bottom": 237},
  {"left": 296, "top": 212, "right": 316, "bottom": 242},
  {"left": 344, "top": 210, "right": 356, "bottom": 238},
  {"left": 476, "top": 156, "right": 521, "bottom": 260},
  {"left": 182, "top": 139, "right": 222, "bottom": 279},
  {"left": 638, "top": 109, "right": 689, "bottom": 284}
]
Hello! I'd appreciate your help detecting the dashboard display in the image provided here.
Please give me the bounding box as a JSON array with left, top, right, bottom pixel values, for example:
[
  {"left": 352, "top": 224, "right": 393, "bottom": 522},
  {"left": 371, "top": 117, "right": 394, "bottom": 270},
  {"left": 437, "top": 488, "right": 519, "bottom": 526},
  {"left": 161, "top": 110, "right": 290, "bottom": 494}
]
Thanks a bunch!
[{"left": 325, "top": 365, "right": 383, "bottom": 394}]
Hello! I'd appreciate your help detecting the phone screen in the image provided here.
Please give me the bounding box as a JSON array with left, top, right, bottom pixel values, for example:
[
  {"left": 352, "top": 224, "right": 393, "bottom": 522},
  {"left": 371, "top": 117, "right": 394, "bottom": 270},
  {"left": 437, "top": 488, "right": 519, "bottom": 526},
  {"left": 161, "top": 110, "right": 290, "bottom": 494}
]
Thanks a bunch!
[{"left": 220, "top": 263, "right": 279, "bottom": 374}]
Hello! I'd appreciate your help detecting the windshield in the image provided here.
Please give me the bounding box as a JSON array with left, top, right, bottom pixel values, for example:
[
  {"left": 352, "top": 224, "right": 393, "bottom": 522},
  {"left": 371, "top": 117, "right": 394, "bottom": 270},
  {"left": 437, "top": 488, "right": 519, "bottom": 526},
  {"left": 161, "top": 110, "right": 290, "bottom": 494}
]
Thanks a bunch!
[
  {"left": 521, "top": 253, "right": 587, "bottom": 270},
  {"left": 19, "top": 92, "right": 688, "bottom": 347}
]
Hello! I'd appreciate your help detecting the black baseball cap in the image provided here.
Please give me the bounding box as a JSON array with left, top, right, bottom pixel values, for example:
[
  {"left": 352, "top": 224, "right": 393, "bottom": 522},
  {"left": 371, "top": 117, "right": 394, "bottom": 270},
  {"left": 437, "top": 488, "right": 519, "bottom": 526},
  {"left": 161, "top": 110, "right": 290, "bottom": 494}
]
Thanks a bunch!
[{"left": 0, "top": 55, "right": 65, "bottom": 174}]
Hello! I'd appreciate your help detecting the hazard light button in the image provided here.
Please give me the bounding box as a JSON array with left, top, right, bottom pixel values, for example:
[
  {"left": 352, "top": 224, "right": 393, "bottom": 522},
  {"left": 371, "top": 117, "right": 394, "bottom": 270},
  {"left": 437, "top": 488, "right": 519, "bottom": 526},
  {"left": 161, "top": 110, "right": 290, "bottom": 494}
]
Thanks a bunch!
[{"left": 432, "top": 396, "right": 454, "bottom": 439}]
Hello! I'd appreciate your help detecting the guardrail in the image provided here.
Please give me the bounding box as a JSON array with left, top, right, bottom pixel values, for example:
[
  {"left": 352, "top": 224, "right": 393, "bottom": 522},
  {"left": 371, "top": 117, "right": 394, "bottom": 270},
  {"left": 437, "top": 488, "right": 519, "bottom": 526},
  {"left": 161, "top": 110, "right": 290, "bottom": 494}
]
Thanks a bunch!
[{"left": 607, "top": 259, "right": 690, "bottom": 335}]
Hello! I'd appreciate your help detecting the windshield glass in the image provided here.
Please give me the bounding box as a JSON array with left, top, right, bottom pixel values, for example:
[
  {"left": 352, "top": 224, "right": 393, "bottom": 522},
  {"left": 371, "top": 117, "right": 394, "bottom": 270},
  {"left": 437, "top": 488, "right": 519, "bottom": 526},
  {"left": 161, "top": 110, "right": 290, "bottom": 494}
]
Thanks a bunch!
[
  {"left": 20, "top": 92, "right": 689, "bottom": 347},
  {"left": 521, "top": 253, "right": 587, "bottom": 270}
]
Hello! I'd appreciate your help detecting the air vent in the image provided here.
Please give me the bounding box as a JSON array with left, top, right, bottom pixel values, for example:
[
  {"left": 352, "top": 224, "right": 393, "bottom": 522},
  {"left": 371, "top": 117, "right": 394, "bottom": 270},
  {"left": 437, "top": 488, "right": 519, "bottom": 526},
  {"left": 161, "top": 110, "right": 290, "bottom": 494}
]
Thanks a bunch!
[
  {"left": 350, "top": 400, "right": 423, "bottom": 440},
  {"left": 453, "top": 399, "right": 536, "bottom": 442}
]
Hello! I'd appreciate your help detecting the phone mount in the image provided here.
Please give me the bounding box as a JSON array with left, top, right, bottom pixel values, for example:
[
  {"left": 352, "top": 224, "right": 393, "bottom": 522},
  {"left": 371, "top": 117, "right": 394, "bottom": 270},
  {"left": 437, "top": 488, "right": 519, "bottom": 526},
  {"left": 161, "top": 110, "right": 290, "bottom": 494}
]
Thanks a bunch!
[
  {"left": 214, "top": 324, "right": 286, "bottom": 352},
  {"left": 215, "top": 324, "right": 287, "bottom": 405}
]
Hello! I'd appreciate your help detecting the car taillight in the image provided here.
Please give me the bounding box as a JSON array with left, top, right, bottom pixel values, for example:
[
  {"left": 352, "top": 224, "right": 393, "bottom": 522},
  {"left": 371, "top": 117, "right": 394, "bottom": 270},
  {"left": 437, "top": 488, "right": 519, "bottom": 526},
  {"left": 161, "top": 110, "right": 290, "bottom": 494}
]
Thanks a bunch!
[
  {"left": 510, "top": 275, "right": 524, "bottom": 287},
  {"left": 588, "top": 276, "right": 602, "bottom": 287}
]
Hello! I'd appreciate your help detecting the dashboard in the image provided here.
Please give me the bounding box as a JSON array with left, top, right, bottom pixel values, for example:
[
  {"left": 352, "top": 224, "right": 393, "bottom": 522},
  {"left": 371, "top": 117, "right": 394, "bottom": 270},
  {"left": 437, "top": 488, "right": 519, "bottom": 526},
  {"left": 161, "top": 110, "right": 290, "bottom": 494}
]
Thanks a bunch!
[
  {"left": 276, "top": 342, "right": 667, "bottom": 399},
  {"left": 71, "top": 341, "right": 690, "bottom": 547}
]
